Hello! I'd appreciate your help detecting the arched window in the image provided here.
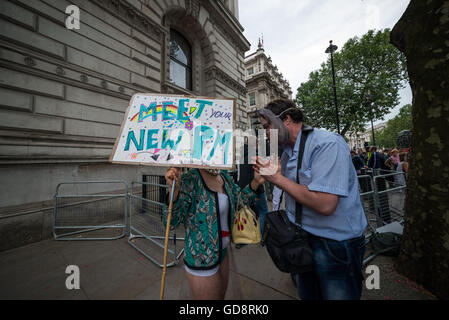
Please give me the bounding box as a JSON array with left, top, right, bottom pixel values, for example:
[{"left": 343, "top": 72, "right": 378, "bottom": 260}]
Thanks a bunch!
[{"left": 169, "top": 29, "right": 192, "bottom": 91}]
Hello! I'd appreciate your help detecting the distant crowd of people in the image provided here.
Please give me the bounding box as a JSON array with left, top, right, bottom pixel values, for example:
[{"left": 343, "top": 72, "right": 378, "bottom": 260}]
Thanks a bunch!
[{"left": 350, "top": 146, "right": 409, "bottom": 181}]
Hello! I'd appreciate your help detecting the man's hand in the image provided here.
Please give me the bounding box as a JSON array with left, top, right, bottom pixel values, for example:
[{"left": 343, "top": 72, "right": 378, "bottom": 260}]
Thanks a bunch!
[{"left": 253, "top": 156, "right": 283, "bottom": 185}]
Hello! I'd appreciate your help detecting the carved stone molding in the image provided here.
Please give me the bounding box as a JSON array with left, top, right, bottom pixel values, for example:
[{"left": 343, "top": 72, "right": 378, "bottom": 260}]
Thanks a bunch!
[
  {"left": 80, "top": 74, "right": 89, "bottom": 83},
  {"left": 93, "top": 0, "right": 164, "bottom": 43},
  {"left": 200, "top": 0, "right": 250, "bottom": 53},
  {"left": 55, "top": 66, "right": 65, "bottom": 76},
  {"left": 24, "top": 57, "right": 36, "bottom": 67},
  {"left": 0, "top": 39, "right": 140, "bottom": 99},
  {"left": 186, "top": 0, "right": 201, "bottom": 19},
  {"left": 205, "top": 66, "right": 246, "bottom": 96}
]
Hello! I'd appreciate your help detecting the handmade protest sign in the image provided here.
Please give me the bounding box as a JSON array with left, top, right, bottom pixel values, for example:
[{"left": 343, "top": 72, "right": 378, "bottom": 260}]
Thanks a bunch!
[{"left": 110, "top": 94, "right": 235, "bottom": 169}]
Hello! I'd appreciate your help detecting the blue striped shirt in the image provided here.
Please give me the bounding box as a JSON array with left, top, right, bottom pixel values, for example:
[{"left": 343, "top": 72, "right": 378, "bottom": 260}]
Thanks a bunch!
[{"left": 282, "top": 128, "right": 367, "bottom": 241}]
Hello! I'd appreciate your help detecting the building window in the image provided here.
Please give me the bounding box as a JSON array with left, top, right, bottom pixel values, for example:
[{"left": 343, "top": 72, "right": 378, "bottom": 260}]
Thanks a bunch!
[
  {"left": 170, "top": 29, "right": 192, "bottom": 91},
  {"left": 248, "top": 67, "right": 254, "bottom": 75},
  {"left": 249, "top": 92, "right": 256, "bottom": 106},
  {"left": 250, "top": 113, "right": 260, "bottom": 129}
]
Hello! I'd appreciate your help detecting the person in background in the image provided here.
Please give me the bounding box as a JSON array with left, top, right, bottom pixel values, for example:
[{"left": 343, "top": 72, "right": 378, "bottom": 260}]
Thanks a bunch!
[
  {"left": 351, "top": 150, "right": 369, "bottom": 194},
  {"left": 357, "top": 148, "right": 367, "bottom": 165},
  {"left": 380, "top": 148, "right": 393, "bottom": 176},
  {"left": 367, "top": 146, "right": 392, "bottom": 224},
  {"left": 368, "top": 146, "right": 381, "bottom": 171},
  {"left": 351, "top": 150, "right": 365, "bottom": 175},
  {"left": 395, "top": 152, "right": 409, "bottom": 187},
  {"left": 232, "top": 141, "right": 268, "bottom": 248},
  {"left": 390, "top": 149, "right": 400, "bottom": 169}
]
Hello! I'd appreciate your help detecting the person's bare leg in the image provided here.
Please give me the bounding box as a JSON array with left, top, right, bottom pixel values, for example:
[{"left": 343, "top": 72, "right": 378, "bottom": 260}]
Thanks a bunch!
[
  {"left": 218, "top": 252, "right": 230, "bottom": 299},
  {"left": 185, "top": 270, "right": 224, "bottom": 300}
]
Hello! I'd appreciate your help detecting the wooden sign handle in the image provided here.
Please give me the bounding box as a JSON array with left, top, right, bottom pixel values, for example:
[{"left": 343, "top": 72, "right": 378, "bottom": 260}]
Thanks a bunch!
[{"left": 160, "top": 179, "right": 176, "bottom": 300}]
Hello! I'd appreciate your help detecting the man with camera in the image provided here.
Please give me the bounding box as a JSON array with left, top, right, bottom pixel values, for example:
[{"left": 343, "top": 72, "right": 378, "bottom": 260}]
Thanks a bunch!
[{"left": 253, "top": 99, "right": 367, "bottom": 300}]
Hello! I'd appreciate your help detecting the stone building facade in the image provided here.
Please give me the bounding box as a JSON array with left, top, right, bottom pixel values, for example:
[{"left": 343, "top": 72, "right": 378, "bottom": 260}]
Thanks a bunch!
[
  {"left": 244, "top": 41, "right": 292, "bottom": 128},
  {"left": 347, "top": 122, "right": 387, "bottom": 150},
  {"left": 0, "top": 0, "right": 250, "bottom": 251}
]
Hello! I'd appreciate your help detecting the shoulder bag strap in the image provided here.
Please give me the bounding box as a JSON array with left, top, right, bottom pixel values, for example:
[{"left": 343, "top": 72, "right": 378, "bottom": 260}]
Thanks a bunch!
[
  {"left": 295, "top": 125, "right": 313, "bottom": 226},
  {"left": 277, "top": 152, "right": 289, "bottom": 206}
]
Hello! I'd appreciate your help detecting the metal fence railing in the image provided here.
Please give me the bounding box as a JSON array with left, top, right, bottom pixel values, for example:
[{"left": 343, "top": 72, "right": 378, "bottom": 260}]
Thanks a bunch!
[
  {"left": 52, "top": 171, "right": 406, "bottom": 267},
  {"left": 358, "top": 175, "right": 377, "bottom": 240},
  {"left": 360, "top": 171, "right": 407, "bottom": 265},
  {"left": 128, "top": 180, "right": 184, "bottom": 268},
  {"left": 374, "top": 172, "right": 407, "bottom": 226},
  {"left": 53, "top": 181, "right": 128, "bottom": 240}
]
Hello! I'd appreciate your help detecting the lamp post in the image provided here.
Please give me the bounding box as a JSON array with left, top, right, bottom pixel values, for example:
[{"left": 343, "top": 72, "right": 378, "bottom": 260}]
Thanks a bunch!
[
  {"left": 325, "top": 40, "right": 340, "bottom": 135},
  {"left": 366, "top": 90, "right": 376, "bottom": 146}
]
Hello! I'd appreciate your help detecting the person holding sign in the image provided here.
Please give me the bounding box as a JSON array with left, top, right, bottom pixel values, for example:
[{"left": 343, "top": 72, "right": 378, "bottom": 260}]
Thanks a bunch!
[{"left": 164, "top": 167, "right": 265, "bottom": 300}]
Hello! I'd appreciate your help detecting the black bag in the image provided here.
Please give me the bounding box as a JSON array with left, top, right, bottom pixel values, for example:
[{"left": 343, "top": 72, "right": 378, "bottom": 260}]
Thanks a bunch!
[
  {"left": 264, "top": 125, "right": 314, "bottom": 274},
  {"left": 264, "top": 210, "right": 314, "bottom": 273},
  {"left": 371, "top": 232, "right": 402, "bottom": 257}
]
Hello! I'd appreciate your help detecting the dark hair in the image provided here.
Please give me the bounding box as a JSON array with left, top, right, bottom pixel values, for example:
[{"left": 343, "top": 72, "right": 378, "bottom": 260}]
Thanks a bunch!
[{"left": 266, "top": 99, "right": 304, "bottom": 123}]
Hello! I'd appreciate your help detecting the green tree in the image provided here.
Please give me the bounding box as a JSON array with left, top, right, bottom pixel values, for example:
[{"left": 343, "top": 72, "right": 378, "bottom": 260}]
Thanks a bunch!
[
  {"left": 375, "top": 104, "right": 412, "bottom": 148},
  {"left": 296, "top": 29, "right": 409, "bottom": 136}
]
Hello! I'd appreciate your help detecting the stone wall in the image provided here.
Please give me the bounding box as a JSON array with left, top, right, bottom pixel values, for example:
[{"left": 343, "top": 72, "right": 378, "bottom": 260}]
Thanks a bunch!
[{"left": 0, "top": 0, "right": 250, "bottom": 251}]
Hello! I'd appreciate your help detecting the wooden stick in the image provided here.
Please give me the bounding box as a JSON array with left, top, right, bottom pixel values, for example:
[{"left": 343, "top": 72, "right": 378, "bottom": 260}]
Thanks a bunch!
[{"left": 160, "top": 179, "right": 176, "bottom": 300}]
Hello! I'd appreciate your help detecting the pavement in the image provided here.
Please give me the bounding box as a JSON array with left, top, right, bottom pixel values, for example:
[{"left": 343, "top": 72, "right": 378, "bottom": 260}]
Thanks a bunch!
[{"left": 0, "top": 231, "right": 438, "bottom": 300}]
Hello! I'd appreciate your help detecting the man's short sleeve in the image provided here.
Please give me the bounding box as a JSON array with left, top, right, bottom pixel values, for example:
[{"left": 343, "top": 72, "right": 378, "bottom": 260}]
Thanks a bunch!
[{"left": 306, "top": 139, "right": 350, "bottom": 197}]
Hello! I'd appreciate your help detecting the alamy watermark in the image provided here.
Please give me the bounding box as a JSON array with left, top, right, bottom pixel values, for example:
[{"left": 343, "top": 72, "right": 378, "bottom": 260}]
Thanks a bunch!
[
  {"left": 65, "top": 5, "right": 80, "bottom": 30},
  {"left": 365, "top": 265, "right": 380, "bottom": 290},
  {"left": 65, "top": 265, "right": 80, "bottom": 290}
]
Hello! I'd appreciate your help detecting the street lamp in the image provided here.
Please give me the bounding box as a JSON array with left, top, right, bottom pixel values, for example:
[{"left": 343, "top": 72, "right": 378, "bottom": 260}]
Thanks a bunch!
[
  {"left": 366, "top": 90, "right": 376, "bottom": 146},
  {"left": 325, "top": 40, "right": 340, "bottom": 135}
]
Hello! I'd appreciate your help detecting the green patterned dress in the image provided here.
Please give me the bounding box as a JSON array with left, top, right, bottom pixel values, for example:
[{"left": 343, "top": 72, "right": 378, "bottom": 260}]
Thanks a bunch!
[{"left": 164, "top": 169, "right": 258, "bottom": 270}]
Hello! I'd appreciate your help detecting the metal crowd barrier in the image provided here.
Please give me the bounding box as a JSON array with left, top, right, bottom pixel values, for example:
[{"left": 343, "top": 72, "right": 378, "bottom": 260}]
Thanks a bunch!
[
  {"left": 359, "top": 171, "right": 407, "bottom": 265},
  {"left": 358, "top": 175, "right": 377, "bottom": 240},
  {"left": 374, "top": 172, "right": 406, "bottom": 225},
  {"left": 128, "top": 180, "right": 184, "bottom": 268},
  {"left": 53, "top": 181, "right": 128, "bottom": 240}
]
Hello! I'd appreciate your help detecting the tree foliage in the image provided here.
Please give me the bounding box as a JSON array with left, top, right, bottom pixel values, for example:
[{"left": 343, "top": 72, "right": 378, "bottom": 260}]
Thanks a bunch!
[
  {"left": 296, "top": 29, "right": 409, "bottom": 136},
  {"left": 375, "top": 104, "right": 412, "bottom": 148}
]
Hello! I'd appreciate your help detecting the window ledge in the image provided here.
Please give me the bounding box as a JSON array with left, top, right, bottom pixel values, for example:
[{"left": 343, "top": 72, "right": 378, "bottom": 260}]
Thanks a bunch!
[{"left": 162, "top": 81, "right": 196, "bottom": 96}]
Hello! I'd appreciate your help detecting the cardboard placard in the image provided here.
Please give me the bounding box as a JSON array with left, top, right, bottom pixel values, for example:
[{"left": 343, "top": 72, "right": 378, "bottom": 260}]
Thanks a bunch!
[{"left": 110, "top": 93, "right": 235, "bottom": 169}]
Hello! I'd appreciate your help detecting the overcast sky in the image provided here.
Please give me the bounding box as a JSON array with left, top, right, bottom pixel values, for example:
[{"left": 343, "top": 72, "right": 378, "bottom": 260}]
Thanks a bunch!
[{"left": 239, "top": 0, "right": 411, "bottom": 125}]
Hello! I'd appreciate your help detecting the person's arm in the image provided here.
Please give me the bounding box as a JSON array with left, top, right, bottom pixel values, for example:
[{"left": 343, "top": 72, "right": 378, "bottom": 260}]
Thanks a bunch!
[
  {"left": 384, "top": 158, "right": 392, "bottom": 170},
  {"left": 403, "top": 162, "right": 409, "bottom": 174},
  {"left": 254, "top": 141, "right": 348, "bottom": 217},
  {"left": 223, "top": 170, "right": 264, "bottom": 210},
  {"left": 270, "top": 175, "right": 338, "bottom": 216}
]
